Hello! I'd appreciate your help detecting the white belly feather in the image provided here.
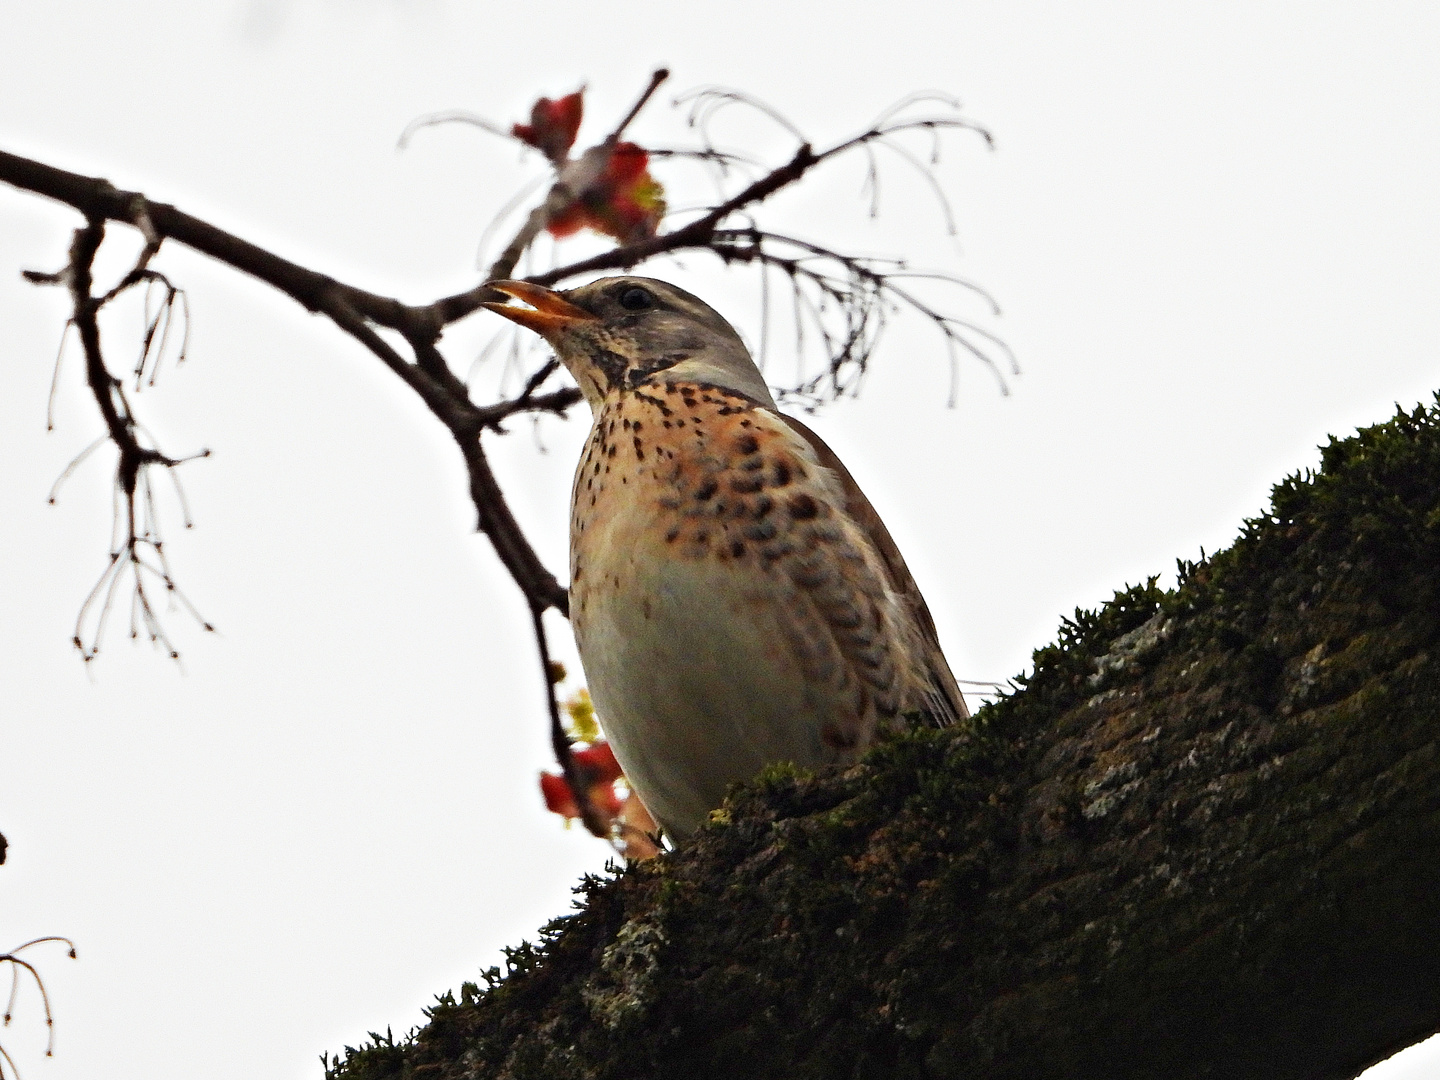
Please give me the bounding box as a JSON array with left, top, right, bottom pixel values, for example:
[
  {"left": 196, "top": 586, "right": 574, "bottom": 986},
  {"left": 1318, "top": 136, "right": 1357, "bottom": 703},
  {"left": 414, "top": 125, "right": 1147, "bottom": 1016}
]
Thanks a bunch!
[{"left": 575, "top": 546, "right": 840, "bottom": 838}]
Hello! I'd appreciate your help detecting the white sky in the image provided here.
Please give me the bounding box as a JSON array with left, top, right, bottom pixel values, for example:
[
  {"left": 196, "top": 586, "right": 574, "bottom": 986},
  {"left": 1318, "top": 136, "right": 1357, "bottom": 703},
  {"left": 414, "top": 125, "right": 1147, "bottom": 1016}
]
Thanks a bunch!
[{"left": 2, "top": 3, "right": 1438, "bottom": 1078}]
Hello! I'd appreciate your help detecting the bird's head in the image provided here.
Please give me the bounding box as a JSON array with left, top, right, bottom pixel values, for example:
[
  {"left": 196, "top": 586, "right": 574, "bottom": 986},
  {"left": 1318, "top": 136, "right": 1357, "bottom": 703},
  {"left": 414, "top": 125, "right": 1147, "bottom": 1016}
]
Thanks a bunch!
[{"left": 483, "top": 276, "right": 776, "bottom": 410}]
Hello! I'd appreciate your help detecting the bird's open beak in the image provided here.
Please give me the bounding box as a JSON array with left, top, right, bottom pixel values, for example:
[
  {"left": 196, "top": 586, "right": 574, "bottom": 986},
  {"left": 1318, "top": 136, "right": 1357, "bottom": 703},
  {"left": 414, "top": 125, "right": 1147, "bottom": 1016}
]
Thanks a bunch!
[{"left": 482, "top": 280, "right": 599, "bottom": 338}]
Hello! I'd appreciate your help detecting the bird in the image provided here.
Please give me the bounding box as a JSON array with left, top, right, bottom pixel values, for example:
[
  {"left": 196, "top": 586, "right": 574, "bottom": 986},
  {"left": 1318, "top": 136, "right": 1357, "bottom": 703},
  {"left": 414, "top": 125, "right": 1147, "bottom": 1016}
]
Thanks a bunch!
[{"left": 485, "top": 276, "right": 967, "bottom": 842}]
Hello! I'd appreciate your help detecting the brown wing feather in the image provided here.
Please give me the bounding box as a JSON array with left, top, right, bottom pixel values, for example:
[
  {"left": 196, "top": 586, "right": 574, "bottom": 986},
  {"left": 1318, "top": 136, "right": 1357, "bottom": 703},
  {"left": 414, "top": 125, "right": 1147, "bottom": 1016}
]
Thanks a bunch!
[{"left": 779, "top": 414, "right": 969, "bottom": 724}]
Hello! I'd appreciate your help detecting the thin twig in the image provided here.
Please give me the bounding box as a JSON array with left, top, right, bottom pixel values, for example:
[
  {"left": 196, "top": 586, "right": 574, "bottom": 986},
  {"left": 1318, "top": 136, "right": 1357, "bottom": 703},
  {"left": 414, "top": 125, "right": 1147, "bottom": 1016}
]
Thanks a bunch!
[
  {"left": 608, "top": 68, "right": 670, "bottom": 144},
  {"left": 0, "top": 935, "right": 77, "bottom": 1075},
  {"left": 397, "top": 110, "right": 515, "bottom": 152},
  {"left": 529, "top": 605, "right": 609, "bottom": 839}
]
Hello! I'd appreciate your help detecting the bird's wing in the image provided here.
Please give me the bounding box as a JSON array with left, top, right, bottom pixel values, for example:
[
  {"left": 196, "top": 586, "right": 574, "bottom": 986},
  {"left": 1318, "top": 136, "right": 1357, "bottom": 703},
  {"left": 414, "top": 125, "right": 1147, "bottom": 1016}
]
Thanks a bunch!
[{"left": 779, "top": 413, "right": 969, "bottom": 724}]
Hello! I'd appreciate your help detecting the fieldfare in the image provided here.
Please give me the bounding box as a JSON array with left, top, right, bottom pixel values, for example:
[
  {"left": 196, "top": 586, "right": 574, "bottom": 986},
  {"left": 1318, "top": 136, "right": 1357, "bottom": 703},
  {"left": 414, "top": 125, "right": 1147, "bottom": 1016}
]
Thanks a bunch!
[{"left": 486, "top": 276, "right": 967, "bottom": 841}]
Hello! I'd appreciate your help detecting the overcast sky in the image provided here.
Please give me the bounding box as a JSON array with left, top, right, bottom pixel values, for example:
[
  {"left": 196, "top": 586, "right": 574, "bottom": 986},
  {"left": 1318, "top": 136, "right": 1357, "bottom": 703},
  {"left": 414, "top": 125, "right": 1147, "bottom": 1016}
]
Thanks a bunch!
[{"left": 2, "top": 3, "right": 1438, "bottom": 1078}]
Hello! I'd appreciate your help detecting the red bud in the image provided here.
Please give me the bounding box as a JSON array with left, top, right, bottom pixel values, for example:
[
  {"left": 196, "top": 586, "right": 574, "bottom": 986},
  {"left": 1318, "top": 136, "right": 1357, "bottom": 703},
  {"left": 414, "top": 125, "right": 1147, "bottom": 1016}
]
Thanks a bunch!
[{"left": 512, "top": 91, "right": 584, "bottom": 162}]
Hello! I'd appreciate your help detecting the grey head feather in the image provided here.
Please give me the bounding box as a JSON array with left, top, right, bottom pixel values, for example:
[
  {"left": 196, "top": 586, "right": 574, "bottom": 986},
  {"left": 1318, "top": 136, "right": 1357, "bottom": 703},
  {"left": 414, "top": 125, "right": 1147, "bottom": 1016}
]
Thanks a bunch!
[{"left": 559, "top": 277, "right": 777, "bottom": 408}]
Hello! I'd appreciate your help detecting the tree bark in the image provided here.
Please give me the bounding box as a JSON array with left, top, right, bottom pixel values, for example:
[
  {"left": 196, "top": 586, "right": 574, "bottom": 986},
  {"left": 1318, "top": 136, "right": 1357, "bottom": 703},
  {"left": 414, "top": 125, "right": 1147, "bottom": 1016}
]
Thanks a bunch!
[{"left": 328, "top": 396, "right": 1440, "bottom": 1080}]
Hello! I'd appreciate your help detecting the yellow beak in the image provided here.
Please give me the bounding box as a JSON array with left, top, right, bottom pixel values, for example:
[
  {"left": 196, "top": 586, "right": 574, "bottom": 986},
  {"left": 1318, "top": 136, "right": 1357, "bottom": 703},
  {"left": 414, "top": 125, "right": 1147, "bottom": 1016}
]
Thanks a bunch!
[{"left": 482, "top": 280, "right": 599, "bottom": 339}]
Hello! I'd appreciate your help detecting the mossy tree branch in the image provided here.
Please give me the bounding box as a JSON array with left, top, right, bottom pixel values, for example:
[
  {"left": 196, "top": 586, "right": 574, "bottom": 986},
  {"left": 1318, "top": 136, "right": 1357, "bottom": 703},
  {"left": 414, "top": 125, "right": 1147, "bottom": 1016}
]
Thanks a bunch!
[{"left": 329, "top": 397, "right": 1440, "bottom": 1080}]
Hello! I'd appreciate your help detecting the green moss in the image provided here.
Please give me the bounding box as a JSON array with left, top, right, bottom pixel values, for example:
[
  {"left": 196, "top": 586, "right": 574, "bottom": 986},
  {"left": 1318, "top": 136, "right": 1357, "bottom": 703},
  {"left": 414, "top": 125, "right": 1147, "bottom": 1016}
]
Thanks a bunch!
[{"left": 327, "top": 394, "right": 1440, "bottom": 1080}]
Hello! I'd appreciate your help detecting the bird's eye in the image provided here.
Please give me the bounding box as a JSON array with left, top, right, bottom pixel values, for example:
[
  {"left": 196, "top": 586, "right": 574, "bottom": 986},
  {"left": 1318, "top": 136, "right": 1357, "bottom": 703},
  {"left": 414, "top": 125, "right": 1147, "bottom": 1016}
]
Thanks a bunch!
[{"left": 618, "top": 286, "right": 653, "bottom": 311}]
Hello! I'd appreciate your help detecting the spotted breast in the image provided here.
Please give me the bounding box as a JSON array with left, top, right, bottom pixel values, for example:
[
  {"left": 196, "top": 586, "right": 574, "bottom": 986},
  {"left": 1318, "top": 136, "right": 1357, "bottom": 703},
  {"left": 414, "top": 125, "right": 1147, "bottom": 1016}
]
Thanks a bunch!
[{"left": 570, "top": 379, "right": 945, "bottom": 837}]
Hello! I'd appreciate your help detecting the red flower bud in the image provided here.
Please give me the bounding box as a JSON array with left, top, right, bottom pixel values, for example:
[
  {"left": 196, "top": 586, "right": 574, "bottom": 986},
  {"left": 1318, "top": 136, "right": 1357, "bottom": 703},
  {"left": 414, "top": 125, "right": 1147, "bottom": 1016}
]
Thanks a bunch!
[{"left": 512, "top": 91, "right": 584, "bottom": 162}]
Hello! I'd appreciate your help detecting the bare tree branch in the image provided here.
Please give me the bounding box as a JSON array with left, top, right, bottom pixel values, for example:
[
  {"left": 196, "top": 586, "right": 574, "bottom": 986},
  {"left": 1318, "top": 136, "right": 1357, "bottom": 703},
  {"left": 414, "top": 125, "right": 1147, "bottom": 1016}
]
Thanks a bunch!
[
  {"left": 0, "top": 149, "right": 572, "bottom": 600},
  {"left": 25, "top": 218, "right": 214, "bottom": 660}
]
